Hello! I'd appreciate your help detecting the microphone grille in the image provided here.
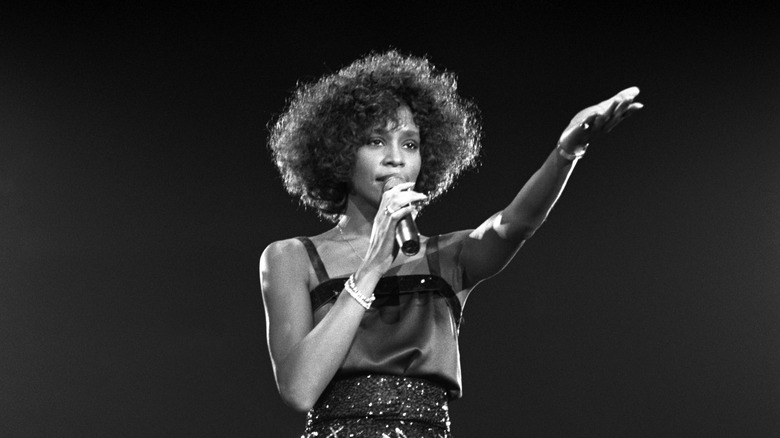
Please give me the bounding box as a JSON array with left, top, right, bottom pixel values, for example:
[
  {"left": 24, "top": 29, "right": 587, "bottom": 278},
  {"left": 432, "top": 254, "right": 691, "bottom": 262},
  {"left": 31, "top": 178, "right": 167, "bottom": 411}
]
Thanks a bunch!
[{"left": 382, "top": 176, "right": 406, "bottom": 192}]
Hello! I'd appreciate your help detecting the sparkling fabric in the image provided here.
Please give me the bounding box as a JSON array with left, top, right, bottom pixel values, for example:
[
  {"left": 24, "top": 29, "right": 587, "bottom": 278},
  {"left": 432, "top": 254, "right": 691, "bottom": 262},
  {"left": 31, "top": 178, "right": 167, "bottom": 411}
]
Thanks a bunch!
[{"left": 304, "top": 375, "right": 452, "bottom": 438}]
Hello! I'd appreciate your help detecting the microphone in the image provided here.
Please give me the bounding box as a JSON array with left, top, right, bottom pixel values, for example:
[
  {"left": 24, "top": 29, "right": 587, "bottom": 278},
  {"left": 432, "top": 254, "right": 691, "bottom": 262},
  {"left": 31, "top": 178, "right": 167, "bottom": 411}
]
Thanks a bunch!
[{"left": 383, "top": 177, "right": 420, "bottom": 256}]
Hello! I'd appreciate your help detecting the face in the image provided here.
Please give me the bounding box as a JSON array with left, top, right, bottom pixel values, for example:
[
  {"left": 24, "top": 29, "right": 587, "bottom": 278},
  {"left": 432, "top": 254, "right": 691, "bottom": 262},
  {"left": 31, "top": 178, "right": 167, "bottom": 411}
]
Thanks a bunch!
[{"left": 349, "top": 104, "right": 422, "bottom": 208}]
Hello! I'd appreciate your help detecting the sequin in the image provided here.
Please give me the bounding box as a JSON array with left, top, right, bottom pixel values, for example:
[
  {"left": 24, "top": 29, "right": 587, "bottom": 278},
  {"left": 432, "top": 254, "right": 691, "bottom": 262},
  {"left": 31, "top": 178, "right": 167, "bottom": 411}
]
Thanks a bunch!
[{"left": 304, "top": 375, "right": 452, "bottom": 438}]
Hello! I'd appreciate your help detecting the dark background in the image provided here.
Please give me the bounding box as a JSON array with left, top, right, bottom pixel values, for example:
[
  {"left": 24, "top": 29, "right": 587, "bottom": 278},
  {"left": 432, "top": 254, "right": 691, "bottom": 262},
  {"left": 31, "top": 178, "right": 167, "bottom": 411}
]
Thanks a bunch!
[{"left": 2, "top": 3, "right": 778, "bottom": 437}]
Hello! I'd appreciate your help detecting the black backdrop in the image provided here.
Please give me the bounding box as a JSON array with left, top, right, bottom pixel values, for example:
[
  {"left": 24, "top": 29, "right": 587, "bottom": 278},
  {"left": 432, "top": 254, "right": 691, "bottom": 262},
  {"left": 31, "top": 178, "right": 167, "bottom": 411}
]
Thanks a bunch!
[{"left": 2, "top": 3, "right": 778, "bottom": 437}]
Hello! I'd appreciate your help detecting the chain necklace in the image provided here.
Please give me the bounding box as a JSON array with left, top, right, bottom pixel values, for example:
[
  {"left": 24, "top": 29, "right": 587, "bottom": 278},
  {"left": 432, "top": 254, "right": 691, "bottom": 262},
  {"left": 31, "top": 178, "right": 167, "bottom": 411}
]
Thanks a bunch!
[{"left": 336, "top": 223, "right": 365, "bottom": 262}]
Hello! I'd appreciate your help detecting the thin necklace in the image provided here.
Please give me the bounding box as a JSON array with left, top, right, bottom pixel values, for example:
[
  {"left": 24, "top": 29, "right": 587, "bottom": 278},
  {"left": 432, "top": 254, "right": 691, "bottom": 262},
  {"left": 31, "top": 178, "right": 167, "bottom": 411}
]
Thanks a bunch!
[{"left": 336, "top": 223, "right": 365, "bottom": 262}]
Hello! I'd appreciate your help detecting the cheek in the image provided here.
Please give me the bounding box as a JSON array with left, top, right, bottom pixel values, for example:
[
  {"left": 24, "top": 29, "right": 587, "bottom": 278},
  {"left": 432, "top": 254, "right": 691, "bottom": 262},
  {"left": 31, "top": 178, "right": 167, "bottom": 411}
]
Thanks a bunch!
[
  {"left": 411, "top": 154, "right": 424, "bottom": 188},
  {"left": 351, "top": 154, "right": 372, "bottom": 178},
  {"left": 412, "top": 154, "right": 422, "bottom": 180}
]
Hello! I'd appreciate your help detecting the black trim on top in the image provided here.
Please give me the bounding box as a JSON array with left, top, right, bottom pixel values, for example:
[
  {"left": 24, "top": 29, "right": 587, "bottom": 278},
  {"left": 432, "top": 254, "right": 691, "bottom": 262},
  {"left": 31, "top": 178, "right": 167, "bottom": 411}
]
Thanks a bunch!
[{"left": 299, "top": 235, "right": 463, "bottom": 328}]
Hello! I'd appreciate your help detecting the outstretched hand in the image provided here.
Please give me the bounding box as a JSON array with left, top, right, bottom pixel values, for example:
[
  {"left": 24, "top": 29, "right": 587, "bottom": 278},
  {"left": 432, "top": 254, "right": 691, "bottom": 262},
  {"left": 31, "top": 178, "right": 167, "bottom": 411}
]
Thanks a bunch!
[{"left": 558, "top": 87, "right": 644, "bottom": 152}]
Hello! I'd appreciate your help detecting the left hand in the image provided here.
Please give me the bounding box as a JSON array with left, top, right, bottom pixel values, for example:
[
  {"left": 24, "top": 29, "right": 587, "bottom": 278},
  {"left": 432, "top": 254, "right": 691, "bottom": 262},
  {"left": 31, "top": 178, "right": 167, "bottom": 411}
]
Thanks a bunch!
[{"left": 558, "top": 86, "right": 644, "bottom": 152}]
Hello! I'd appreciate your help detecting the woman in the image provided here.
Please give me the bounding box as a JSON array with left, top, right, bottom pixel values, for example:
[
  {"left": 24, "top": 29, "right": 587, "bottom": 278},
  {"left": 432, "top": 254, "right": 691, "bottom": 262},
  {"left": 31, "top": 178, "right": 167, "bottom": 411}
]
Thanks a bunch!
[{"left": 261, "top": 50, "right": 642, "bottom": 437}]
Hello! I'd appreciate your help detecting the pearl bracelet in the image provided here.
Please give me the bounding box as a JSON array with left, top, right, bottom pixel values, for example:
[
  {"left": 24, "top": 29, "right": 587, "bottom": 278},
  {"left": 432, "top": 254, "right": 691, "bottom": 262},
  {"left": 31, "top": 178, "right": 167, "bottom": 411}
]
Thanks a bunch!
[
  {"left": 557, "top": 142, "right": 588, "bottom": 161},
  {"left": 344, "top": 274, "right": 375, "bottom": 310}
]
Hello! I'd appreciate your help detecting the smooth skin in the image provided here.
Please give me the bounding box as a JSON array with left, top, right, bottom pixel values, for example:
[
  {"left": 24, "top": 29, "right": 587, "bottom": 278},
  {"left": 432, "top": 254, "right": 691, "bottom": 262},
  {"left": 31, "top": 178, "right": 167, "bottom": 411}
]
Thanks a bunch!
[{"left": 260, "top": 88, "right": 643, "bottom": 411}]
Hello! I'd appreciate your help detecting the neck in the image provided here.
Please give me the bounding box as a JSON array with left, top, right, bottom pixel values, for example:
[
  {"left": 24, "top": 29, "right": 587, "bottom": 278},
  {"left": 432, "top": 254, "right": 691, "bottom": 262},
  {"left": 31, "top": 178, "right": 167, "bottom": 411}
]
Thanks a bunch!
[{"left": 337, "top": 195, "right": 377, "bottom": 236}]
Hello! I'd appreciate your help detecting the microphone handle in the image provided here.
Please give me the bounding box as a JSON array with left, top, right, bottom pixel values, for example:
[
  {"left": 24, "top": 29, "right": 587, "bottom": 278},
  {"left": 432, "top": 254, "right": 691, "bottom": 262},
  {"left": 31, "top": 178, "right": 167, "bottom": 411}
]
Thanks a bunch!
[{"left": 396, "top": 214, "right": 420, "bottom": 256}]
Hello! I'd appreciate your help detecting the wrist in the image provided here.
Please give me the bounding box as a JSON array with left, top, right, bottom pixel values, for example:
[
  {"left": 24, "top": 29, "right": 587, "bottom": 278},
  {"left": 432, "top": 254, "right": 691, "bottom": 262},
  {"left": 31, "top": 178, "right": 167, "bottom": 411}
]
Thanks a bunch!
[
  {"left": 344, "top": 274, "right": 375, "bottom": 309},
  {"left": 354, "top": 264, "right": 383, "bottom": 285},
  {"left": 556, "top": 142, "right": 588, "bottom": 161}
]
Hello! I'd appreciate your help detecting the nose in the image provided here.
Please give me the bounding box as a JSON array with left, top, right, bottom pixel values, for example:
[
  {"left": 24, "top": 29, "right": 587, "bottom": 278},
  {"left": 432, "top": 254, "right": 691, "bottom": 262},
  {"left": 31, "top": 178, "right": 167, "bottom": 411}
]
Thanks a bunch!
[{"left": 382, "top": 143, "right": 405, "bottom": 167}]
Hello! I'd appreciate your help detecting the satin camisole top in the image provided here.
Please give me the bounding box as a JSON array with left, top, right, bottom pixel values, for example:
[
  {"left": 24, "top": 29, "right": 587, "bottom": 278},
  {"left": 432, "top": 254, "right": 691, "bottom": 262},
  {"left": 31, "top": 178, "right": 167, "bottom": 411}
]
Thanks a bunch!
[{"left": 298, "top": 235, "right": 465, "bottom": 399}]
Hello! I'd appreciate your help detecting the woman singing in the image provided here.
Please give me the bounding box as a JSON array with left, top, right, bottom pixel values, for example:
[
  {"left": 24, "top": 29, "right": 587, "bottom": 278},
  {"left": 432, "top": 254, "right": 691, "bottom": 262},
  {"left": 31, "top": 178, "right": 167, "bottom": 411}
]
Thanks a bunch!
[{"left": 260, "top": 50, "right": 642, "bottom": 437}]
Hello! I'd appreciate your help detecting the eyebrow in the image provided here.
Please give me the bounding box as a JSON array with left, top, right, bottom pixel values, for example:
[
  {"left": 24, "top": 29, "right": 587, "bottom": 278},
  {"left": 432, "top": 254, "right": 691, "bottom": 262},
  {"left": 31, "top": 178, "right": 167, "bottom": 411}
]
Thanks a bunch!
[{"left": 370, "top": 125, "right": 420, "bottom": 136}]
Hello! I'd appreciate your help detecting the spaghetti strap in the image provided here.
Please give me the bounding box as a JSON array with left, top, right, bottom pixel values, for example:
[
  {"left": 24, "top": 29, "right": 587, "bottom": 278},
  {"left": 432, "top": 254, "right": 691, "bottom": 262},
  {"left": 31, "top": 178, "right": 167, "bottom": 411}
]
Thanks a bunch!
[{"left": 296, "top": 237, "right": 331, "bottom": 284}]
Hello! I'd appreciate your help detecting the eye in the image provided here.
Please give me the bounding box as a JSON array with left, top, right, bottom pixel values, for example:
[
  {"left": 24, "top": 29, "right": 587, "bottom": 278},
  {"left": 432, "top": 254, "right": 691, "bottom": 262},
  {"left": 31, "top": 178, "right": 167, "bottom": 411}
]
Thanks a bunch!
[
  {"left": 367, "top": 138, "right": 384, "bottom": 147},
  {"left": 404, "top": 140, "right": 419, "bottom": 150}
]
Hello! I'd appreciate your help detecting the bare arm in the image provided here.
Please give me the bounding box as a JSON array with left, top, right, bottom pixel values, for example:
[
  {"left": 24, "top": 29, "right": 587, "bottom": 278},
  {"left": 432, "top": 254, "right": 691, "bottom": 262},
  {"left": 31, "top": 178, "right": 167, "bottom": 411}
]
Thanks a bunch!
[
  {"left": 459, "top": 87, "right": 644, "bottom": 286},
  {"left": 260, "top": 239, "right": 379, "bottom": 412}
]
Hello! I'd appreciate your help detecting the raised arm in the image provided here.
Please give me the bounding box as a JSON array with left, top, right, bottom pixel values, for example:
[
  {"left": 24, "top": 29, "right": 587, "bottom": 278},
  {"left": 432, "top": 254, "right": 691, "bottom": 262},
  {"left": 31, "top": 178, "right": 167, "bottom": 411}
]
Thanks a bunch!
[{"left": 459, "top": 87, "right": 643, "bottom": 287}]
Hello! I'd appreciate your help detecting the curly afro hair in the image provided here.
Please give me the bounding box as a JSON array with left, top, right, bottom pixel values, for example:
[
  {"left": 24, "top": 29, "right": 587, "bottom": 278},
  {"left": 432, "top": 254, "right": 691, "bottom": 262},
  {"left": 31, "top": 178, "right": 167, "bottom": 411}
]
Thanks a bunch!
[{"left": 268, "top": 50, "right": 482, "bottom": 222}]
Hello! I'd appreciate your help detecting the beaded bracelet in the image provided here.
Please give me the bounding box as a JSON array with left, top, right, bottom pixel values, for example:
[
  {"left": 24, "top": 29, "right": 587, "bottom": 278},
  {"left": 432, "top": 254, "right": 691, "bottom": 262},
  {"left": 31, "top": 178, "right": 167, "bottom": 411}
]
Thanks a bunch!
[
  {"left": 344, "top": 274, "right": 375, "bottom": 309},
  {"left": 557, "top": 142, "right": 588, "bottom": 161}
]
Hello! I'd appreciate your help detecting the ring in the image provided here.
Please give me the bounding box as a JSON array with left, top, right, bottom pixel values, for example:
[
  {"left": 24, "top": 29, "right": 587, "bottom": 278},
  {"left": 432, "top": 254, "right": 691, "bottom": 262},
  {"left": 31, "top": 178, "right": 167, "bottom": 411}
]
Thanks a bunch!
[{"left": 384, "top": 205, "right": 395, "bottom": 216}]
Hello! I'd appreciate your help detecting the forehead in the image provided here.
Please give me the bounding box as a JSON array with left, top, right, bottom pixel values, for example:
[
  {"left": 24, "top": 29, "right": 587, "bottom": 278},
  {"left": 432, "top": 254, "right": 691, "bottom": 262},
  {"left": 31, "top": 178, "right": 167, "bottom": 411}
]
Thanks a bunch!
[
  {"left": 395, "top": 105, "right": 416, "bottom": 127},
  {"left": 372, "top": 104, "right": 419, "bottom": 134}
]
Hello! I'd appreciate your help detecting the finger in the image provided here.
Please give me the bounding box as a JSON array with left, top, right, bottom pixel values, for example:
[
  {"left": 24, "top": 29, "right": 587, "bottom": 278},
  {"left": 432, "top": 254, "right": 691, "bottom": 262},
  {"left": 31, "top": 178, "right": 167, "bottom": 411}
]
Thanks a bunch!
[
  {"left": 384, "top": 185, "right": 427, "bottom": 202},
  {"left": 616, "top": 86, "right": 640, "bottom": 99},
  {"left": 605, "top": 92, "right": 634, "bottom": 125},
  {"left": 381, "top": 182, "right": 417, "bottom": 206},
  {"left": 605, "top": 99, "right": 631, "bottom": 131},
  {"left": 387, "top": 187, "right": 427, "bottom": 200},
  {"left": 605, "top": 100, "right": 631, "bottom": 132},
  {"left": 626, "top": 102, "right": 644, "bottom": 113},
  {"left": 597, "top": 94, "right": 620, "bottom": 113},
  {"left": 403, "top": 190, "right": 429, "bottom": 202},
  {"left": 602, "top": 97, "right": 620, "bottom": 118},
  {"left": 386, "top": 192, "right": 428, "bottom": 212},
  {"left": 604, "top": 118, "right": 621, "bottom": 133},
  {"left": 385, "top": 181, "right": 416, "bottom": 192},
  {"left": 613, "top": 95, "right": 631, "bottom": 116},
  {"left": 605, "top": 102, "right": 644, "bottom": 132},
  {"left": 388, "top": 204, "right": 418, "bottom": 219},
  {"left": 598, "top": 87, "right": 637, "bottom": 111},
  {"left": 592, "top": 100, "right": 618, "bottom": 132},
  {"left": 615, "top": 102, "right": 644, "bottom": 122}
]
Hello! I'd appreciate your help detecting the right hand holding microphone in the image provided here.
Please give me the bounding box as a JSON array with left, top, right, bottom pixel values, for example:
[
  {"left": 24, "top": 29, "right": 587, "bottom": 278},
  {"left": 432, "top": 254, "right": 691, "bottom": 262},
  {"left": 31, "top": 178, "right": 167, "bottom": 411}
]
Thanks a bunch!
[{"left": 363, "top": 179, "right": 427, "bottom": 273}]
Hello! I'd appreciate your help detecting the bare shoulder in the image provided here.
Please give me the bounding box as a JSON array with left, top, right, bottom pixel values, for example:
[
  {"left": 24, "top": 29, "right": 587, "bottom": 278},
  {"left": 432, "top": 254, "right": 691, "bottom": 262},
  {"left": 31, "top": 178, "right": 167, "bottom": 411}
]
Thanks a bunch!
[
  {"left": 261, "top": 237, "right": 307, "bottom": 269},
  {"left": 259, "top": 237, "right": 312, "bottom": 297}
]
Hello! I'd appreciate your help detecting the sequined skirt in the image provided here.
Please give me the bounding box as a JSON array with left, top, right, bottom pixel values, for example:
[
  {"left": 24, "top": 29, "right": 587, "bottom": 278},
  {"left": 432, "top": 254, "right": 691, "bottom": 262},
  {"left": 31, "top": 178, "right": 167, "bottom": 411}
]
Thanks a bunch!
[{"left": 304, "top": 375, "right": 452, "bottom": 438}]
